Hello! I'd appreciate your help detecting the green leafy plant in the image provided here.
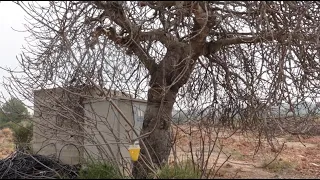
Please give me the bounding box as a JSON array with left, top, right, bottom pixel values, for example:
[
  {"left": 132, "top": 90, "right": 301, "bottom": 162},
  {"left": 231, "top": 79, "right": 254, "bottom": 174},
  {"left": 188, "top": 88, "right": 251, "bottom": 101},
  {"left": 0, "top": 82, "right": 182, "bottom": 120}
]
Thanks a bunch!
[
  {"left": 153, "top": 160, "right": 201, "bottom": 179},
  {"left": 9, "top": 121, "right": 33, "bottom": 151},
  {"left": 78, "top": 161, "right": 123, "bottom": 179}
]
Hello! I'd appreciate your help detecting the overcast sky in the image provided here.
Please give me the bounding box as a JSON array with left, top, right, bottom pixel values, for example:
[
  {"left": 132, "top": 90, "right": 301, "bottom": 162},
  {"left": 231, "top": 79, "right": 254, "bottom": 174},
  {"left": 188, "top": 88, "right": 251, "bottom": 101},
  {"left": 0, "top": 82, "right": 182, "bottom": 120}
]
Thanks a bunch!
[{"left": 0, "top": 2, "right": 29, "bottom": 101}]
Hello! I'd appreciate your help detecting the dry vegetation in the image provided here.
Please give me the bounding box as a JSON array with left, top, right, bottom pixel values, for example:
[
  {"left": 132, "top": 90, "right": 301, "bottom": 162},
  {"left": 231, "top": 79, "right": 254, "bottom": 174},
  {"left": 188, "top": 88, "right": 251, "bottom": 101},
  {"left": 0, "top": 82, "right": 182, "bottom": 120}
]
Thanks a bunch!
[
  {"left": 170, "top": 124, "right": 320, "bottom": 178},
  {"left": 0, "top": 128, "right": 14, "bottom": 159},
  {"left": 1, "top": 125, "right": 320, "bottom": 178}
]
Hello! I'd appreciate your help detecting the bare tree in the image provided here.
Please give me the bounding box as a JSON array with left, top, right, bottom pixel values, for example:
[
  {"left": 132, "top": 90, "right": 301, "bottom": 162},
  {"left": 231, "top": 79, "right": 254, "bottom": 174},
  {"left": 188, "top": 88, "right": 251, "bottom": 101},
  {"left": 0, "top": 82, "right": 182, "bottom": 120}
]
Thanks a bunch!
[{"left": 5, "top": 1, "right": 320, "bottom": 178}]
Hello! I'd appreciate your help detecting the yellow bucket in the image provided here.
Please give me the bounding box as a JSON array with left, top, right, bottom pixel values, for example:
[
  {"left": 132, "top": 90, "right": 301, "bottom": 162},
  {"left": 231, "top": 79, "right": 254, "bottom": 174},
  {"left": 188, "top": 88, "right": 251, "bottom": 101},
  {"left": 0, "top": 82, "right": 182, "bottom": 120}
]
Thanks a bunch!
[{"left": 128, "top": 144, "right": 141, "bottom": 161}]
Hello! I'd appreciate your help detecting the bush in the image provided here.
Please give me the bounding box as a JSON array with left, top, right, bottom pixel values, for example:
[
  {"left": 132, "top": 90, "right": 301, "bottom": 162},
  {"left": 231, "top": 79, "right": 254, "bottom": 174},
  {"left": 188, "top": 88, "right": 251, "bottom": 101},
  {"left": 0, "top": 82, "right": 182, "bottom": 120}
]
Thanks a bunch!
[
  {"left": 262, "top": 158, "right": 295, "bottom": 173},
  {"left": 153, "top": 160, "right": 202, "bottom": 179},
  {"left": 1, "top": 127, "right": 13, "bottom": 138},
  {"left": 0, "top": 121, "right": 33, "bottom": 151},
  {"left": 12, "top": 122, "right": 33, "bottom": 150},
  {"left": 229, "top": 149, "right": 246, "bottom": 161},
  {"left": 0, "top": 121, "right": 15, "bottom": 130},
  {"left": 78, "top": 161, "right": 123, "bottom": 179}
]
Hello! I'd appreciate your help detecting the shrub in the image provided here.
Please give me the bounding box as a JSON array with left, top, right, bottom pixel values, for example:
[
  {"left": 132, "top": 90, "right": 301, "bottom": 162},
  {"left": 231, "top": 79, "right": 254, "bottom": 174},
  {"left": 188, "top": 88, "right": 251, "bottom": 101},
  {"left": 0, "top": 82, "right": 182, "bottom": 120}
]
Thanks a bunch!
[
  {"left": 229, "top": 149, "right": 246, "bottom": 161},
  {"left": 78, "top": 161, "right": 123, "bottom": 179},
  {"left": 0, "top": 121, "right": 15, "bottom": 130},
  {"left": 153, "top": 160, "right": 202, "bottom": 179},
  {"left": 2, "top": 121, "right": 33, "bottom": 152},
  {"left": 1, "top": 127, "right": 13, "bottom": 138},
  {"left": 262, "top": 158, "right": 295, "bottom": 173}
]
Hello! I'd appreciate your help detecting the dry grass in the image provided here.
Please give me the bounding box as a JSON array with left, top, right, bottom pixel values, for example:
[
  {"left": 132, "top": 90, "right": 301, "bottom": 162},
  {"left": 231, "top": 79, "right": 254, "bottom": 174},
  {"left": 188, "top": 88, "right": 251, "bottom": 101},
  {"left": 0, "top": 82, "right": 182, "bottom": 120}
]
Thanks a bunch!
[
  {"left": 1, "top": 124, "right": 319, "bottom": 178},
  {"left": 2, "top": 128, "right": 13, "bottom": 137},
  {"left": 261, "top": 158, "right": 296, "bottom": 173},
  {"left": 172, "top": 124, "right": 320, "bottom": 178},
  {"left": 0, "top": 128, "right": 15, "bottom": 159}
]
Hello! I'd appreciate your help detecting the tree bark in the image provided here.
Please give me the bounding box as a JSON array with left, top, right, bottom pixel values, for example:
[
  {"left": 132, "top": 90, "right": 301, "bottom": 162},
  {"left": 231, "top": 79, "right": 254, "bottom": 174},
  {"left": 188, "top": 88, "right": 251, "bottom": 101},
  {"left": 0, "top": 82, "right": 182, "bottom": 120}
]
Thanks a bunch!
[
  {"left": 131, "top": 42, "right": 193, "bottom": 178},
  {"left": 131, "top": 40, "right": 204, "bottom": 178},
  {"left": 132, "top": 83, "right": 178, "bottom": 178}
]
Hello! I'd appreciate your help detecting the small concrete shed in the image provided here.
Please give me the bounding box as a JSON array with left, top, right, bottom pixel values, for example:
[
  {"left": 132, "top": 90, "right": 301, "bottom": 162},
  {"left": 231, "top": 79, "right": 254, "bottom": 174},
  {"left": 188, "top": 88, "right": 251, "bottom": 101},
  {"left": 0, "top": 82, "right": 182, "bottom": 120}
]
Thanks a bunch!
[{"left": 31, "top": 86, "right": 146, "bottom": 173}]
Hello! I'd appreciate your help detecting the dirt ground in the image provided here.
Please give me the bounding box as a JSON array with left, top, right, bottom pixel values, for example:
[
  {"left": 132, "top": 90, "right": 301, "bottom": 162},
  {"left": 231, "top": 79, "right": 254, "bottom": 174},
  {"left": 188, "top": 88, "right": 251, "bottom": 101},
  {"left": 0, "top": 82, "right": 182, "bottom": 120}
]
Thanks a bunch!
[
  {"left": 170, "top": 125, "right": 320, "bottom": 179},
  {"left": 1, "top": 126, "right": 320, "bottom": 178}
]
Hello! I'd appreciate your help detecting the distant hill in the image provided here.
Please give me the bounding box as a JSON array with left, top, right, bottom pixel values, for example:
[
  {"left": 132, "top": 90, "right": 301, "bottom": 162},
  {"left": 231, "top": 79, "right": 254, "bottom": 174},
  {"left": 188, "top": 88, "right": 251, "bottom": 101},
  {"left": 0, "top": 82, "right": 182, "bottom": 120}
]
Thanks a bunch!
[
  {"left": 171, "top": 102, "right": 320, "bottom": 124},
  {"left": 269, "top": 102, "right": 320, "bottom": 117}
]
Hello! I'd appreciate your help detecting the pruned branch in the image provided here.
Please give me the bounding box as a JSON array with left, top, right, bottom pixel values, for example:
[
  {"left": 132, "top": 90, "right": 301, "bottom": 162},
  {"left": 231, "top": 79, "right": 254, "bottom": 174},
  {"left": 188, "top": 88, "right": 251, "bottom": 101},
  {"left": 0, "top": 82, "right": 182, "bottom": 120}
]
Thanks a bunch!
[
  {"left": 204, "top": 30, "right": 290, "bottom": 55},
  {"left": 205, "top": 28, "right": 320, "bottom": 56}
]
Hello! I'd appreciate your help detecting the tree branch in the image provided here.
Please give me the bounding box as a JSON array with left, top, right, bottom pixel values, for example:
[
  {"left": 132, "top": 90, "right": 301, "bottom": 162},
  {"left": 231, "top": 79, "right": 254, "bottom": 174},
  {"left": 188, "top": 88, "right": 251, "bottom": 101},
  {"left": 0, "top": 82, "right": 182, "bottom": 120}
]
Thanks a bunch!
[
  {"left": 204, "top": 30, "right": 288, "bottom": 55},
  {"left": 138, "top": 30, "right": 178, "bottom": 46},
  {"left": 90, "top": 1, "right": 160, "bottom": 72}
]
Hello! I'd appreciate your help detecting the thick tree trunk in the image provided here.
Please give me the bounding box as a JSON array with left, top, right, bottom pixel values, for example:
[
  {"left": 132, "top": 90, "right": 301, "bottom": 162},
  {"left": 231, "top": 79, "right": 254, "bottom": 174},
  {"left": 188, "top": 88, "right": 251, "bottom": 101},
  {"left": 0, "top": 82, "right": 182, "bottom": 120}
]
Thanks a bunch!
[
  {"left": 132, "top": 85, "right": 178, "bottom": 178},
  {"left": 131, "top": 38, "right": 203, "bottom": 178}
]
